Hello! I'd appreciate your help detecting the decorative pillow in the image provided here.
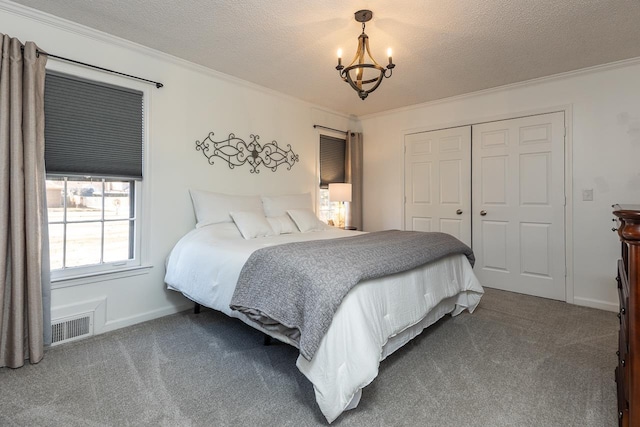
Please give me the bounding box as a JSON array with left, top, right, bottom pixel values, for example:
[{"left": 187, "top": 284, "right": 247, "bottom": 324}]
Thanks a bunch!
[
  {"left": 287, "top": 209, "right": 327, "bottom": 233},
  {"left": 261, "top": 193, "right": 312, "bottom": 217},
  {"left": 229, "top": 211, "right": 275, "bottom": 240},
  {"left": 267, "top": 215, "right": 299, "bottom": 235},
  {"left": 189, "top": 189, "right": 263, "bottom": 228}
]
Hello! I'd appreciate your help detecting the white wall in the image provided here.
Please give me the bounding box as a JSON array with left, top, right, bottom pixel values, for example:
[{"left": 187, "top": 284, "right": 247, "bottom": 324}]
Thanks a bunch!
[
  {"left": 359, "top": 61, "right": 640, "bottom": 311},
  {"left": 0, "top": 3, "right": 355, "bottom": 333}
]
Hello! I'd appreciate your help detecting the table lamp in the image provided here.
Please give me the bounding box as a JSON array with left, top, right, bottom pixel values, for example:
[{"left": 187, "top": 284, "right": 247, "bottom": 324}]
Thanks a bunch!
[{"left": 328, "top": 183, "right": 352, "bottom": 228}]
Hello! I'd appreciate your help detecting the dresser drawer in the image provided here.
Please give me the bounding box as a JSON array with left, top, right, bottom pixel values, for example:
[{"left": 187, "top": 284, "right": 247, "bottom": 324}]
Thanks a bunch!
[
  {"left": 617, "top": 366, "right": 629, "bottom": 426},
  {"left": 619, "top": 327, "right": 629, "bottom": 401},
  {"left": 619, "top": 291, "right": 629, "bottom": 338},
  {"left": 619, "top": 259, "right": 629, "bottom": 303},
  {"left": 619, "top": 260, "right": 629, "bottom": 334}
]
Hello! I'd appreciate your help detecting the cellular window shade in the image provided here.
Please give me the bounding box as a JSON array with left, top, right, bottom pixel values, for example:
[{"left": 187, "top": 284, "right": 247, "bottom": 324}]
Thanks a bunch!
[
  {"left": 44, "top": 73, "right": 143, "bottom": 179},
  {"left": 319, "top": 135, "right": 346, "bottom": 189}
]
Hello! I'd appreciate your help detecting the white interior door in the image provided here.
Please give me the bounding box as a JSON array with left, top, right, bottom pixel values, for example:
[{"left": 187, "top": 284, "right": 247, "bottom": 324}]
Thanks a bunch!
[
  {"left": 472, "top": 112, "right": 565, "bottom": 300},
  {"left": 404, "top": 126, "right": 471, "bottom": 246}
]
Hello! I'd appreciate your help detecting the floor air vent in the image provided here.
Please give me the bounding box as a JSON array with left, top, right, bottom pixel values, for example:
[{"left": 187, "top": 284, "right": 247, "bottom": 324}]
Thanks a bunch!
[{"left": 51, "top": 312, "right": 94, "bottom": 346}]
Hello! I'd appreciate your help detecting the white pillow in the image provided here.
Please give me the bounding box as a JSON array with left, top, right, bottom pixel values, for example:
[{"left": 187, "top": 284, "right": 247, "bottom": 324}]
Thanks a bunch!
[
  {"left": 287, "top": 209, "right": 327, "bottom": 233},
  {"left": 202, "top": 222, "right": 243, "bottom": 239},
  {"left": 190, "top": 189, "right": 263, "bottom": 228},
  {"left": 267, "top": 215, "right": 299, "bottom": 235},
  {"left": 229, "top": 211, "right": 275, "bottom": 240},
  {"left": 261, "top": 193, "right": 312, "bottom": 217}
]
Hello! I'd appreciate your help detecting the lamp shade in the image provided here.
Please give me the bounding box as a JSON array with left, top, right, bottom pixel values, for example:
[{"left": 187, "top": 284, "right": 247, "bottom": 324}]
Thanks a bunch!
[{"left": 328, "top": 183, "right": 352, "bottom": 202}]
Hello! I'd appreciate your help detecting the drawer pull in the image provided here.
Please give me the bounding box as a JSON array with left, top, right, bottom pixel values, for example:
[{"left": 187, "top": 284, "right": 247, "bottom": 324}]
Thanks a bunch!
[
  {"left": 617, "top": 350, "right": 621, "bottom": 356},
  {"left": 621, "top": 307, "right": 626, "bottom": 315},
  {"left": 618, "top": 312, "right": 622, "bottom": 320},
  {"left": 612, "top": 227, "right": 618, "bottom": 232},
  {"left": 620, "top": 411, "right": 624, "bottom": 419},
  {"left": 622, "top": 359, "right": 626, "bottom": 367}
]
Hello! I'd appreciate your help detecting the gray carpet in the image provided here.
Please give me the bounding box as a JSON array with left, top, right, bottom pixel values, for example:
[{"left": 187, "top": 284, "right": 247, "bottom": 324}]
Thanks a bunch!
[{"left": 0, "top": 288, "right": 618, "bottom": 426}]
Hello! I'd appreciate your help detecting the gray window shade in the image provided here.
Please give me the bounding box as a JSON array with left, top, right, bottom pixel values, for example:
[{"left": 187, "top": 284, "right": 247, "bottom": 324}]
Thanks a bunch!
[
  {"left": 319, "top": 135, "right": 346, "bottom": 189},
  {"left": 44, "top": 72, "right": 143, "bottom": 179}
]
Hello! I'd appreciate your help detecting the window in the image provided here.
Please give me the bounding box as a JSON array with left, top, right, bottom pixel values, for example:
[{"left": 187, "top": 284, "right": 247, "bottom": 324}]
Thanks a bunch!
[
  {"left": 47, "top": 177, "right": 137, "bottom": 270},
  {"left": 44, "top": 72, "right": 145, "bottom": 281},
  {"left": 318, "top": 134, "right": 346, "bottom": 224}
]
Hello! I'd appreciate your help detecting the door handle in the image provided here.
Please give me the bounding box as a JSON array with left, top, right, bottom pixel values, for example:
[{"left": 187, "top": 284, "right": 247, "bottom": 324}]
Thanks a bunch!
[
  {"left": 456, "top": 209, "right": 463, "bottom": 215},
  {"left": 480, "top": 210, "right": 487, "bottom": 216}
]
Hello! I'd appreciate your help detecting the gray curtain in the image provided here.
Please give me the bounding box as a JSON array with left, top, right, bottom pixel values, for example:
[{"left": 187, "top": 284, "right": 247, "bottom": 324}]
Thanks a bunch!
[
  {"left": 0, "top": 35, "right": 50, "bottom": 368},
  {"left": 345, "top": 131, "right": 363, "bottom": 230}
]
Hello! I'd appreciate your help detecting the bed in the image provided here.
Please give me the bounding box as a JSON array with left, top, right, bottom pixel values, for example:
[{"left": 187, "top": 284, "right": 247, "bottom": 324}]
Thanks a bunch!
[{"left": 164, "top": 190, "right": 484, "bottom": 423}]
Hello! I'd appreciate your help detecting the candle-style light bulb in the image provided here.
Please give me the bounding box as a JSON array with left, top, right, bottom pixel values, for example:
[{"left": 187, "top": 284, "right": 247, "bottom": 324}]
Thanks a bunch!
[
  {"left": 337, "top": 48, "right": 343, "bottom": 67},
  {"left": 387, "top": 48, "right": 393, "bottom": 65}
]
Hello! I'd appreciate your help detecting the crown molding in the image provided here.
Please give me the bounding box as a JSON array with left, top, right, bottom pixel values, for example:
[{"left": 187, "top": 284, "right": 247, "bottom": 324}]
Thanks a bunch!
[
  {"left": 358, "top": 56, "right": 640, "bottom": 121},
  {"left": 6, "top": 0, "right": 638, "bottom": 123}
]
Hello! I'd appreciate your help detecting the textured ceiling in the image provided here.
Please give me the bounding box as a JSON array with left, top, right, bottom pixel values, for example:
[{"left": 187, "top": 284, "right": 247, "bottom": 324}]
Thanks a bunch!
[{"left": 9, "top": 0, "right": 640, "bottom": 116}]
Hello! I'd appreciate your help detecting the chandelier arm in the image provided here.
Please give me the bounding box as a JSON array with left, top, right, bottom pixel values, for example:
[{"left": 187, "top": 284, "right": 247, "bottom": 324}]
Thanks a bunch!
[
  {"left": 342, "top": 63, "right": 385, "bottom": 85},
  {"left": 345, "top": 34, "right": 366, "bottom": 69},
  {"left": 340, "top": 70, "right": 385, "bottom": 86},
  {"left": 362, "top": 71, "right": 385, "bottom": 93},
  {"left": 345, "top": 73, "right": 364, "bottom": 98},
  {"left": 353, "top": 77, "right": 382, "bottom": 86},
  {"left": 343, "top": 63, "right": 385, "bottom": 73},
  {"left": 345, "top": 69, "right": 384, "bottom": 92},
  {"left": 363, "top": 35, "right": 384, "bottom": 69}
]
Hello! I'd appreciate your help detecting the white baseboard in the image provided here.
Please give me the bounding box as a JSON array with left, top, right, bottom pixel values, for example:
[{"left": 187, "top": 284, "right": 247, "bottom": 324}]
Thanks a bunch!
[
  {"left": 103, "top": 302, "right": 194, "bottom": 333},
  {"left": 572, "top": 296, "right": 619, "bottom": 313}
]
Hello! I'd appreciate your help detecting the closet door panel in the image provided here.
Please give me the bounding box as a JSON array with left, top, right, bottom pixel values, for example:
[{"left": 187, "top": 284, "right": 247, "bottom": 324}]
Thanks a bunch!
[
  {"left": 404, "top": 126, "right": 471, "bottom": 246},
  {"left": 472, "top": 112, "right": 565, "bottom": 300}
]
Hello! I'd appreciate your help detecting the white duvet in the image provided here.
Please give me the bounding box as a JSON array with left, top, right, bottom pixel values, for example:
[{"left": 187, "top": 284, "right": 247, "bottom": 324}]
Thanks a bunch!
[{"left": 164, "top": 223, "right": 484, "bottom": 423}]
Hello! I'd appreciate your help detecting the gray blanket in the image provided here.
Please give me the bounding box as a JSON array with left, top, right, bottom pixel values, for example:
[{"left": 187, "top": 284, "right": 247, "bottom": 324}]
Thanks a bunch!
[{"left": 229, "top": 230, "right": 474, "bottom": 360}]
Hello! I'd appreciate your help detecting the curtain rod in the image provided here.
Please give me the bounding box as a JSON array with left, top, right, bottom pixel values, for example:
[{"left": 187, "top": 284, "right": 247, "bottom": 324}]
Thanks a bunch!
[
  {"left": 313, "top": 124, "right": 347, "bottom": 134},
  {"left": 22, "top": 46, "right": 164, "bottom": 89}
]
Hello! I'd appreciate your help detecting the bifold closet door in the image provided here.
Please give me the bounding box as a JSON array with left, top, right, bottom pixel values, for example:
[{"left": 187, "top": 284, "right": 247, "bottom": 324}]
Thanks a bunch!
[
  {"left": 404, "top": 126, "right": 471, "bottom": 246},
  {"left": 472, "top": 112, "right": 565, "bottom": 300}
]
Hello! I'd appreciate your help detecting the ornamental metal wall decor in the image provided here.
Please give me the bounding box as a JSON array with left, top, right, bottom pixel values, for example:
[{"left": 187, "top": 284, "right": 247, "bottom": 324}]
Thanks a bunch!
[{"left": 195, "top": 132, "right": 299, "bottom": 174}]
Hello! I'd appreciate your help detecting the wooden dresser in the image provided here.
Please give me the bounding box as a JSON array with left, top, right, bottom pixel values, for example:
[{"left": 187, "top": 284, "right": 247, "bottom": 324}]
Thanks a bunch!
[{"left": 614, "top": 204, "right": 640, "bottom": 426}]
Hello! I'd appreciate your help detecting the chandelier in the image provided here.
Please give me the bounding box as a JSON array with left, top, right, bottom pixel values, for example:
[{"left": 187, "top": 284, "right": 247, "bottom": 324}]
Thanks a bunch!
[{"left": 336, "top": 10, "right": 395, "bottom": 100}]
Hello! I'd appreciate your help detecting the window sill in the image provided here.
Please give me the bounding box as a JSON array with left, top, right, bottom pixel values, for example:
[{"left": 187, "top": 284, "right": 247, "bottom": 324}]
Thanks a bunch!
[{"left": 51, "top": 264, "right": 153, "bottom": 289}]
